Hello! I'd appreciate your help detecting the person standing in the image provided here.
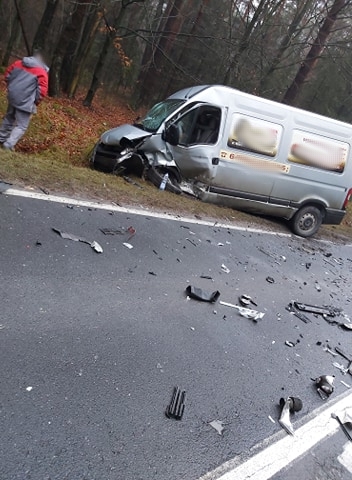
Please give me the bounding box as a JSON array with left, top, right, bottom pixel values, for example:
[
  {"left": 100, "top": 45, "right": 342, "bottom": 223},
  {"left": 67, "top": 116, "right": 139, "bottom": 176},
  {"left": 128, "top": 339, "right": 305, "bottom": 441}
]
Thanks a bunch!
[{"left": 0, "top": 52, "right": 49, "bottom": 150}]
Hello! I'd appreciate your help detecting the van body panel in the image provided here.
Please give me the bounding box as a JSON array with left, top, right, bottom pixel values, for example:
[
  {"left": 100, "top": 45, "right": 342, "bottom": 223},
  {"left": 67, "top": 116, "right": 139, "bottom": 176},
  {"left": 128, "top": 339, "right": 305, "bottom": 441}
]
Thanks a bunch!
[{"left": 94, "top": 84, "right": 352, "bottom": 231}]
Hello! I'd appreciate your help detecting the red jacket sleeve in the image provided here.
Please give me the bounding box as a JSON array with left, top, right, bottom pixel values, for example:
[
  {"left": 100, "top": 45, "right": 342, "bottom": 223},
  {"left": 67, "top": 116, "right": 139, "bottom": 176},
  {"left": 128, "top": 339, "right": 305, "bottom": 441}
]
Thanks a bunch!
[
  {"left": 37, "top": 69, "right": 49, "bottom": 99},
  {"left": 5, "top": 60, "right": 22, "bottom": 81}
]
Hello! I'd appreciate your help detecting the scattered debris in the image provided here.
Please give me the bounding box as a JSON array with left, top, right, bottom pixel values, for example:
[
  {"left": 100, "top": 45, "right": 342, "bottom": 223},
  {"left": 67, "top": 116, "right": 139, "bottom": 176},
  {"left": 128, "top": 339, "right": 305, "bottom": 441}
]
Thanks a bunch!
[
  {"left": 333, "top": 362, "right": 349, "bottom": 375},
  {"left": 220, "top": 301, "right": 265, "bottom": 321},
  {"left": 165, "top": 386, "right": 186, "bottom": 420},
  {"left": 239, "top": 294, "right": 257, "bottom": 307},
  {"left": 341, "top": 380, "right": 351, "bottom": 389},
  {"left": 209, "top": 420, "right": 225, "bottom": 435},
  {"left": 53, "top": 228, "right": 103, "bottom": 254},
  {"left": 293, "top": 302, "right": 334, "bottom": 317},
  {"left": 332, "top": 413, "right": 352, "bottom": 442},
  {"left": 313, "top": 375, "right": 335, "bottom": 400},
  {"left": 266, "top": 276, "right": 275, "bottom": 284},
  {"left": 323, "top": 346, "right": 338, "bottom": 357},
  {"left": 315, "top": 282, "right": 322, "bottom": 292},
  {"left": 285, "top": 341, "right": 295, "bottom": 348},
  {"left": 268, "top": 415, "right": 276, "bottom": 424},
  {"left": 221, "top": 264, "right": 230, "bottom": 274},
  {"left": 186, "top": 238, "right": 198, "bottom": 247},
  {"left": 123, "top": 175, "right": 143, "bottom": 189},
  {"left": 186, "top": 286, "right": 220, "bottom": 303},
  {"left": 200, "top": 275, "right": 213, "bottom": 280},
  {"left": 279, "top": 396, "right": 303, "bottom": 435},
  {"left": 35, "top": 240, "right": 42, "bottom": 246},
  {"left": 100, "top": 228, "right": 125, "bottom": 235},
  {"left": 123, "top": 242, "right": 134, "bottom": 249},
  {"left": 286, "top": 302, "right": 311, "bottom": 324},
  {"left": 148, "top": 271, "right": 157, "bottom": 276},
  {"left": 91, "top": 241, "right": 103, "bottom": 253},
  {"left": 334, "top": 347, "right": 352, "bottom": 375},
  {"left": 26, "top": 386, "right": 33, "bottom": 392}
]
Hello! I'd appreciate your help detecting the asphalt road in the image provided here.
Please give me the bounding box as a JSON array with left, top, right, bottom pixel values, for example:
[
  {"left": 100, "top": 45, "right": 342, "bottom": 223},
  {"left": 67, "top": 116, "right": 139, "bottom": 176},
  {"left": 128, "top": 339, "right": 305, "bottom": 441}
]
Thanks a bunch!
[{"left": 1, "top": 190, "right": 352, "bottom": 480}]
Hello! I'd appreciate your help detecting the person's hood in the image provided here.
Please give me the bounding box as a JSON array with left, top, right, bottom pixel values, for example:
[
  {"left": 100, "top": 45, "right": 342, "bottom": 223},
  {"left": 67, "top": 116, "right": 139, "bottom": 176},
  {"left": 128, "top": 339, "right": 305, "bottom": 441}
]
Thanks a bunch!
[{"left": 22, "top": 56, "right": 49, "bottom": 72}]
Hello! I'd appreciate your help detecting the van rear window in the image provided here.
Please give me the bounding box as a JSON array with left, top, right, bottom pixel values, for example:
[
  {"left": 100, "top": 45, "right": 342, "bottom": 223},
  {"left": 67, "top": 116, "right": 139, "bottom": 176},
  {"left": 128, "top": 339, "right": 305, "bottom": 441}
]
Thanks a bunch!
[
  {"left": 227, "top": 114, "right": 282, "bottom": 157},
  {"left": 289, "top": 130, "right": 348, "bottom": 173}
]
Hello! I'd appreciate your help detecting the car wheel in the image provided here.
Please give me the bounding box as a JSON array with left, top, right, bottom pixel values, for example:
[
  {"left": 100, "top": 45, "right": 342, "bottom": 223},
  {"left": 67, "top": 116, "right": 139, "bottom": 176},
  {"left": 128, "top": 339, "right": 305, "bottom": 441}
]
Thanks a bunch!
[
  {"left": 291, "top": 205, "right": 323, "bottom": 237},
  {"left": 147, "top": 167, "right": 182, "bottom": 195}
]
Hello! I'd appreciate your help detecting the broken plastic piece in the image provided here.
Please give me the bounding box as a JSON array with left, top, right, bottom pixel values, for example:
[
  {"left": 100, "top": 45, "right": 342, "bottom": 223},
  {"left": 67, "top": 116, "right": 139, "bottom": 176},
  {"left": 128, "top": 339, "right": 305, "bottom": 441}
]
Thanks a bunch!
[
  {"left": 266, "top": 276, "right": 275, "bottom": 284},
  {"left": 332, "top": 413, "right": 352, "bottom": 442},
  {"left": 209, "top": 420, "right": 224, "bottom": 435},
  {"left": 294, "top": 302, "right": 334, "bottom": 317},
  {"left": 220, "top": 301, "right": 265, "bottom": 321},
  {"left": 221, "top": 264, "right": 230, "bottom": 274},
  {"left": 314, "top": 375, "right": 335, "bottom": 399},
  {"left": 165, "top": 386, "right": 186, "bottom": 420},
  {"left": 286, "top": 302, "right": 311, "bottom": 323},
  {"left": 91, "top": 241, "right": 103, "bottom": 253},
  {"left": 123, "top": 242, "right": 134, "bottom": 249},
  {"left": 285, "top": 341, "right": 295, "bottom": 348},
  {"left": 239, "top": 294, "right": 257, "bottom": 307},
  {"left": 279, "top": 396, "right": 303, "bottom": 435},
  {"left": 186, "top": 286, "right": 220, "bottom": 303},
  {"left": 52, "top": 227, "right": 88, "bottom": 243}
]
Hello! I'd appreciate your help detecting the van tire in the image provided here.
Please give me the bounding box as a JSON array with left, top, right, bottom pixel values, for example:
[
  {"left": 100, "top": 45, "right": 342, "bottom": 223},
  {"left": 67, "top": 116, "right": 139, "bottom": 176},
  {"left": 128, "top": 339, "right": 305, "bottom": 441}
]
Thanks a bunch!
[
  {"left": 147, "top": 167, "right": 182, "bottom": 195},
  {"left": 291, "top": 205, "right": 323, "bottom": 237}
]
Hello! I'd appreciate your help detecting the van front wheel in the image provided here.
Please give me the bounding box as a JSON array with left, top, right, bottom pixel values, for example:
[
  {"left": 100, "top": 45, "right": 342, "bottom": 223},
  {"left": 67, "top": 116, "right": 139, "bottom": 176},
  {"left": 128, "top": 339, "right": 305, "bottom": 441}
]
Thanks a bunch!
[{"left": 291, "top": 205, "right": 323, "bottom": 237}]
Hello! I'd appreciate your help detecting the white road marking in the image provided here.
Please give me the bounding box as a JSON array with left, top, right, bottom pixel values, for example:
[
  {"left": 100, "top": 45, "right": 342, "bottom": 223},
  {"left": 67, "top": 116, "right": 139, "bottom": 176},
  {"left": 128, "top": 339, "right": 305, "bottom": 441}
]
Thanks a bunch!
[
  {"left": 199, "top": 391, "right": 352, "bottom": 480},
  {"left": 338, "top": 442, "right": 352, "bottom": 473},
  {"left": 2, "top": 187, "right": 291, "bottom": 237}
]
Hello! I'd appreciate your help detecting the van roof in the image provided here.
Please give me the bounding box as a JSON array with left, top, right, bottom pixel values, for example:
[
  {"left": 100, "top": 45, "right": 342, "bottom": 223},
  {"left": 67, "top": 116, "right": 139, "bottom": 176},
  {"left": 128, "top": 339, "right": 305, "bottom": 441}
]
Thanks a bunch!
[{"left": 168, "top": 85, "right": 352, "bottom": 135}]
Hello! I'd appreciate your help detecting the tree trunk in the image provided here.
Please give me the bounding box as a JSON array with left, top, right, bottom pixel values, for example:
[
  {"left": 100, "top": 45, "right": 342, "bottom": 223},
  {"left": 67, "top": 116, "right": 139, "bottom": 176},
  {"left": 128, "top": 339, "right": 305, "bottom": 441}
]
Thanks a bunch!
[
  {"left": 260, "top": 0, "right": 311, "bottom": 94},
  {"left": 66, "top": 7, "right": 101, "bottom": 98},
  {"left": 83, "top": 4, "right": 131, "bottom": 107},
  {"left": 2, "top": 0, "right": 23, "bottom": 66},
  {"left": 32, "top": 0, "right": 60, "bottom": 52},
  {"left": 282, "top": 0, "right": 348, "bottom": 105}
]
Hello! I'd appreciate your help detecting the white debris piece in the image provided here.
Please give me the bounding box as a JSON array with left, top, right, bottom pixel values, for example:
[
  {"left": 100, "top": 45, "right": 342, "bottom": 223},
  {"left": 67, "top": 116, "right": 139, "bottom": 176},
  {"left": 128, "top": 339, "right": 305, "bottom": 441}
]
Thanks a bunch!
[
  {"left": 221, "top": 264, "right": 230, "bottom": 274},
  {"left": 123, "top": 242, "right": 134, "bottom": 249},
  {"left": 26, "top": 386, "right": 33, "bottom": 392},
  {"left": 91, "top": 241, "right": 103, "bottom": 253},
  {"left": 209, "top": 420, "right": 224, "bottom": 435},
  {"left": 220, "top": 301, "right": 265, "bottom": 321}
]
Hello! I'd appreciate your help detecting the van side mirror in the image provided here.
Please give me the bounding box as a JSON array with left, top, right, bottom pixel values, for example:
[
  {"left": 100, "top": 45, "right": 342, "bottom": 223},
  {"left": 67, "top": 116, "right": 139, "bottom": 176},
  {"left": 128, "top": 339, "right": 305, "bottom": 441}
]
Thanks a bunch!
[{"left": 163, "top": 124, "right": 180, "bottom": 146}]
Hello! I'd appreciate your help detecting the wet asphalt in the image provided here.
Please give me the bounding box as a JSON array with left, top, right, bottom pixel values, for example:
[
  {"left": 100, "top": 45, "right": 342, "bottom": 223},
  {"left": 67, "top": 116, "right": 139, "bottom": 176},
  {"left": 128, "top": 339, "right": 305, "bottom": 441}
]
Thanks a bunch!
[{"left": 1, "top": 190, "right": 352, "bottom": 480}]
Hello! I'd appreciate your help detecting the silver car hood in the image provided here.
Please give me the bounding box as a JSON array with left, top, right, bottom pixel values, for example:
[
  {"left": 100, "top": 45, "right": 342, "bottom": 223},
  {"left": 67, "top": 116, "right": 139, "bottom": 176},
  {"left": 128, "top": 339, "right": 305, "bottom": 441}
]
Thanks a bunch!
[{"left": 101, "top": 124, "right": 152, "bottom": 146}]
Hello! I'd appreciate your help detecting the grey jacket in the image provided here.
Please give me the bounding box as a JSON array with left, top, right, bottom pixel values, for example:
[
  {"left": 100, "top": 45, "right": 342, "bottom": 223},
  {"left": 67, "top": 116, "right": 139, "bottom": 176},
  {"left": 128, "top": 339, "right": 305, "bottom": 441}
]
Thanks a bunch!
[{"left": 5, "top": 56, "right": 49, "bottom": 113}]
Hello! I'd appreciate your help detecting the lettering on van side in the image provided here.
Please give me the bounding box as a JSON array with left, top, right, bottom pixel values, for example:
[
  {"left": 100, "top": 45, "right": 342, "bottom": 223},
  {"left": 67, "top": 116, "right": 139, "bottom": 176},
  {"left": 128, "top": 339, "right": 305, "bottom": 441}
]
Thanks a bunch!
[{"left": 220, "top": 150, "right": 290, "bottom": 174}]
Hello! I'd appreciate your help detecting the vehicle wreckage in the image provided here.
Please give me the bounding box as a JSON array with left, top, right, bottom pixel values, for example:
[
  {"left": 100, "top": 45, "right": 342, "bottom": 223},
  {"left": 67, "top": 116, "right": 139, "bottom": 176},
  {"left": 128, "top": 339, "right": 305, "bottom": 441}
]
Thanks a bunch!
[{"left": 91, "top": 85, "right": 352, "bottom": 237}]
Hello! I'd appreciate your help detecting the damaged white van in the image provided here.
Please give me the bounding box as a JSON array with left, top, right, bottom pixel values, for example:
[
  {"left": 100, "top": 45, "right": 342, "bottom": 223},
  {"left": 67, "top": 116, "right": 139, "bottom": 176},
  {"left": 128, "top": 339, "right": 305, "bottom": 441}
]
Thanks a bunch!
[{"left": 91, "top": 85, "right": 352, "bottom": 237}]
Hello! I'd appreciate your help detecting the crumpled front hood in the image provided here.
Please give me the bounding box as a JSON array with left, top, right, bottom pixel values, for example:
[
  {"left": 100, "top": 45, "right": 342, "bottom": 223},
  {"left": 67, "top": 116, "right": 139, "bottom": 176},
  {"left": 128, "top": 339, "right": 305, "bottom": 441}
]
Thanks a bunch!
[
  {"left": 101, "top": 124, "right": 152, "bottom": 147},
  {"left": 22, "top": 56, "right": 49, "bottom": 72}
]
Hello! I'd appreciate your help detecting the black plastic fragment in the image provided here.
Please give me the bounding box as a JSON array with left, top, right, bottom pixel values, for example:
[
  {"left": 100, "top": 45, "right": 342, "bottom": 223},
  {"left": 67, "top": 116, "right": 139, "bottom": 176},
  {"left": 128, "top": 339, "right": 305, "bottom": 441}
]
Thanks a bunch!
[
  {"left": 294, "top": 302, "right": 335, "bottom": 317},
  {"left": 165, "top": 387, "right": 186, "bottom": 420},
  {"left": 266, "top": 276, "right": 275, "bottom": 284},
  {"left": 286, "top": 302, "right": 311, "bottom": 324},
  {"left": 186, "top": 285, "right": 220, "bottom": 303}
]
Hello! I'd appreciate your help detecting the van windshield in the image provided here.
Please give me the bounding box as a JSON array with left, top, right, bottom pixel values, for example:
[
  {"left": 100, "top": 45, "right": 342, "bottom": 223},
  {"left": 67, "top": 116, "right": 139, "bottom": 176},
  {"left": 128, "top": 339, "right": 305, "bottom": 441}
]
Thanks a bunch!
[{"left": 141, "top": 99, "right": 185, "bottom": 132}]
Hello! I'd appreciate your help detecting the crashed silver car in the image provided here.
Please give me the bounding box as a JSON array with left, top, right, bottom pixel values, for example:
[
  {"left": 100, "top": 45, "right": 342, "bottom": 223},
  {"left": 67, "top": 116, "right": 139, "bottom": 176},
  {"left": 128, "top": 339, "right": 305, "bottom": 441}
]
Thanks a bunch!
[{"left": 91, "top": 85, "right": 352, "bottom": 237}]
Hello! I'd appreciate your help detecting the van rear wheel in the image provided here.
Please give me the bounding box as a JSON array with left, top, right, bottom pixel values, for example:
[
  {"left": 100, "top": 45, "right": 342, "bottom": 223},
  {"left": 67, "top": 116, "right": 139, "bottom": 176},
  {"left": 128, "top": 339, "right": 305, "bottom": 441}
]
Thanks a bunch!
[{"left": 291, "top": 205, "right": 323, "bottom": 237}]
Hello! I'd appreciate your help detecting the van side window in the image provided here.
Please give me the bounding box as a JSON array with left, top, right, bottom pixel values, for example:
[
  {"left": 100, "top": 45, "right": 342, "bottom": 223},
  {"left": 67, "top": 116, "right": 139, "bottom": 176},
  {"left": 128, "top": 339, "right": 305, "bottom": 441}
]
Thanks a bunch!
[
  {"left": 175, "top": 106, "right": 221, "bottom": 146},
  {"left": 228, "top": 114, "right": 282, "bottom": 157},
  {"left": 289, "top": 130, "right": 347, "bottom": 173}
]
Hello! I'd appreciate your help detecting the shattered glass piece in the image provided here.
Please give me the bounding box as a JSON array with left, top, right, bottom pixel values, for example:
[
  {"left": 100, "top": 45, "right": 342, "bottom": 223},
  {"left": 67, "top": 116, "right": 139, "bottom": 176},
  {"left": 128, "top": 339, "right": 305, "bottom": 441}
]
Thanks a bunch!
[
  {"left": 186, "top": 286, "right": 220, "bottom": 303},
  {"left": 209, "top": 420, "right": 224, "bottom": 435},
  {"left": 91, "top": 241, "right": 103, "bottom": 253}
]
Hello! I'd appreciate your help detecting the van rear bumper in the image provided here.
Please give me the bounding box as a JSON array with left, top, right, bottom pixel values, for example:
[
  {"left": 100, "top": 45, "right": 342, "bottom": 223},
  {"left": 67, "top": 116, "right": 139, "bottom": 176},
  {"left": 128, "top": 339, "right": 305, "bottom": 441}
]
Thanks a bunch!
[{"left": 323, "top": 208, "right": 345, "bottom": 225}]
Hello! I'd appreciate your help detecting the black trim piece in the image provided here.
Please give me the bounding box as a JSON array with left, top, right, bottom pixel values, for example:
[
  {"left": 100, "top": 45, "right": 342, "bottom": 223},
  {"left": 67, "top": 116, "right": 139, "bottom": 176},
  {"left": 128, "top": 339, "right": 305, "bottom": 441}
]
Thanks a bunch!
[
  {"left": 209, "top": 186, "right": 269, "bottom": 203},
  {"left": 323, "top": 208, "right": 345, "bottom": 225}
]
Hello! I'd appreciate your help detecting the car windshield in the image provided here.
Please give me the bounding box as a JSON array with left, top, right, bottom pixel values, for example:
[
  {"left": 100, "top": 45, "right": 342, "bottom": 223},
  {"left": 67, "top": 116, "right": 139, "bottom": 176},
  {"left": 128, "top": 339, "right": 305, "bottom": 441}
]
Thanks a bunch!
[{"left": 141, "top": 99, "right": 185, "bottom": 132}]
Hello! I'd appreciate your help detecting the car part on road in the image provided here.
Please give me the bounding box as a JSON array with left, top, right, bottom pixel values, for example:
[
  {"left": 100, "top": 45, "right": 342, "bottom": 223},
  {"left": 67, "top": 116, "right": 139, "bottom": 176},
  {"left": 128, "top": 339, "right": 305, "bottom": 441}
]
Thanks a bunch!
[
  {"left": 165, "top": 387, "right": 186, "bottom": 420},
  {"left": 266, "top": 276, "right": 275, "bottom": 284},
  {"left": 335, "top": 347, "right": 352, "bottom": 375},
  {"left": 286, "top": 302, "right": 311, "bottom": 324},
  {"left": 331, "top": 413, "right": 352, "bottom": 442},
  {"left": 293, "top": 302, "right": 335, "bottom": 317},
  {"left": 209, "top": 420, "right": 225, "bottom": 435},
  {"left": 221, "top": 264, "right": 230, "bottom": 274},
  {"left": 123, "top": 242, "right": 133, "bottom": 249},
  {"left": 279, "top": 397, "right": 303, "bottom": 435},
  {"left": 313, "top": 375, "right": 335, "bottom": 400},
  {"left": 220, "top": 301, "right": 265, "bottom": 322},
  {"left": 285, "top": 341, "right": 295, "bottom": 347},
  {"left": 239, "top": 294, "right": 257, "bottom": 307},
  {"left": 52, "top": 228, "right": 103, "bottom": 254},
  {"left": 333, "top": 362, "right": 349, "bottom": 375},
  {"left": 186, "top": 286, "right": 220, "bottom": 303}
]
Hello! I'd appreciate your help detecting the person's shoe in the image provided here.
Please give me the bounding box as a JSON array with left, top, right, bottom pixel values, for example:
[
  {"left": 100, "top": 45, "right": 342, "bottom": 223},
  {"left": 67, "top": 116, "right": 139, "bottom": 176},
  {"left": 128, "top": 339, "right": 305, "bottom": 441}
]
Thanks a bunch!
[{"left": 2, "top": 143, "right": 14, "bottom": 151}]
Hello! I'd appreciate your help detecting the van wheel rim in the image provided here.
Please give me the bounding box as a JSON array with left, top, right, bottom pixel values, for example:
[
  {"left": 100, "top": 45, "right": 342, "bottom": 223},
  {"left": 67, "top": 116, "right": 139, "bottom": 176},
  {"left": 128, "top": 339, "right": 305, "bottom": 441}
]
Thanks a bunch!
[{"left": 299, "top": 213, "right": 316, "bottom": 231}]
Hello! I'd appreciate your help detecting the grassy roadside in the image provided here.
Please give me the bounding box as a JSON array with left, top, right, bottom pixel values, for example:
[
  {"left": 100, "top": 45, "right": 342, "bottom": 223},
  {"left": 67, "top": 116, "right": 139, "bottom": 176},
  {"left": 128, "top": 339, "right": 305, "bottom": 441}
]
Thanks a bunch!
[{"left": 0, "top": 78, "right": 351, "bottom": 240}]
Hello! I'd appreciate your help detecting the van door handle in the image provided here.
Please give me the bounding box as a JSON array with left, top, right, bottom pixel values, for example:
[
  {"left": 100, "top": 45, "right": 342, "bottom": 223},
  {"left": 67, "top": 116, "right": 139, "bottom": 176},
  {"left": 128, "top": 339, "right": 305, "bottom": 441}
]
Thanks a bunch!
[{"left": 212, "top": 157, "right": 219, "bottom": 165}]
